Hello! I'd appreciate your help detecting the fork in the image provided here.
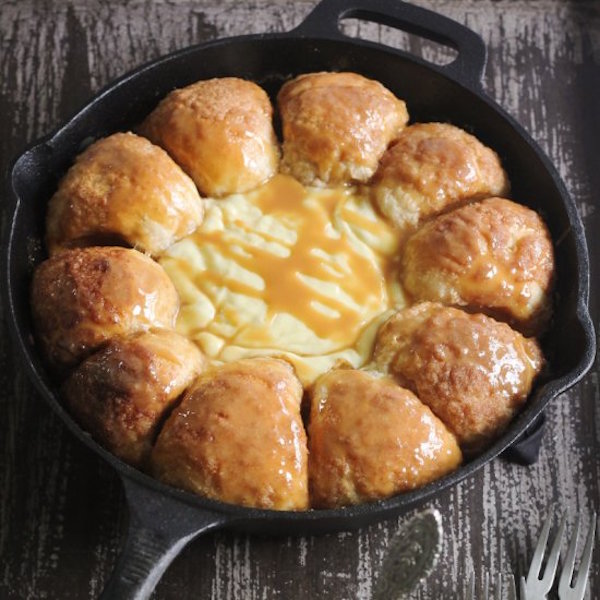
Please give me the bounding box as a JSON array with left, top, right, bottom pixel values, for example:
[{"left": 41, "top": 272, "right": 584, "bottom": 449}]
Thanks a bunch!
[
  {"left": 466, "top": 573, "right": 518, "bottom": 599},
  {"left": 523, "top": 512, "right": 597, "bottom": 600},
  {"left": 558, "top": 513, "right": 597, "bottom": 600}
]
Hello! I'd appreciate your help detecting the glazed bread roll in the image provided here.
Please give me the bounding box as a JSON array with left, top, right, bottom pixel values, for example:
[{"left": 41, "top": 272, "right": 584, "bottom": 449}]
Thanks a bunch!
[
  {"left": 151, "top": 357, "right": 309, "bottom": 510},
  {"left": 373, "top": 303, "right": 543, "bottom": 452},
  {"left": 46, "top": 132, "right": 203, "bottom": 256},
  {"left": 31, "top": 247, "right": 179, "bottom": 370},
  {"left": 400, "top": 197, "right": 554, "bottom": 335},
  {"left": 372, "top": 122, "right": 509, "bottom": 229},
  {"left": 308, "top": 369, "right": 461, "bottom": 508},
  {"left": 140, "top": 77, "right": 279, "bottom": 197},
  {"left": 62, "top": 330, "right": 205, "bottom": 466},
  {"left": 278, "top": 72, "right": 408, "bottom": 186}
]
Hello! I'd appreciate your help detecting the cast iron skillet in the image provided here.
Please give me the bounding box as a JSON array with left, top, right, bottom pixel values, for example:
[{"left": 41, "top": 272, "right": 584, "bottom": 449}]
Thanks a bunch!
[{"left": 3, "top": 0, "right": 596, "bottom": 597}]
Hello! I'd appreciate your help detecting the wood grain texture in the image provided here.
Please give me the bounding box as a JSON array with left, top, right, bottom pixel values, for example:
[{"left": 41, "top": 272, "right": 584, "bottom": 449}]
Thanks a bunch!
[{"left": 1, "top": 1, "right": 598, "bottom": 598}]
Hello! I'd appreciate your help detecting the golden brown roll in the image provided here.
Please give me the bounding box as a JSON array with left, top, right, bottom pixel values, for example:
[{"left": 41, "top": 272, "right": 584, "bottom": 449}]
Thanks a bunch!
[
  {"left": 30, "top": 247, "right": 179, "bottom": 370},
  {"left": 371, "top": 122, "right": 509, "bottom": 229},
  {"left": 151, "top": 357, "right": 309, "bottom": 510},
  {"left": 400, "top": 197, "right": 554, "bottom": 335},
  {"left": 46, "top": 132, "right": 203, "bottom": 256},
  {"left": 373, "top": 303, "right": 544, "bottom": 452},
  {"left": 308, "top": 369, "right": 461, "bottom": 508},
  {"left": 62, "top": 329, "right": 205, "bottom": 466},
  {"left": 140, "top": 77, "right": 279, "bottom": 197},
  {"left": 277, "top": 72, "right": 408, "bottom": 186}
]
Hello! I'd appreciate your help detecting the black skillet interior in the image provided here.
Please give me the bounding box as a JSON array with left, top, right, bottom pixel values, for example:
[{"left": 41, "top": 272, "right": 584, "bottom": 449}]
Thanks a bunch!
[{"left": 3, "top": 0, "right": 596, "bottom": 587}]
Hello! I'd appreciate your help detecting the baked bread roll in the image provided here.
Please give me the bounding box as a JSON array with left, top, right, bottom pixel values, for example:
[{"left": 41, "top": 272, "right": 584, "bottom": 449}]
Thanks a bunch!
[
  {"left": 308, "top": 369, "right": 461, "bottom": 508},
  {"left": 400, "top": 197, "right": 554, "bottom": 335},
  {"left": 277, "top": 72, "right": 408, "bottom": 186},
  {"left": 30, "top": 247, "right": 179, "bottom": 370},
  {"left": 46, "top": 132, "right": 203, "bottom": 256},
  {"left": 372, "top": 122, "right": 509, "bottom": 229},
  {"left": 373, "top": 303, "right": 543, "bottom": 451},
  {"left": 151, "top": 358, "right": 309, "bottom": 510},
  {"left": 140, "top": 77, "right": 279, "bottom": 197},
  {"left": 62, "top": 330, "right": 205, "bottom": 466}
]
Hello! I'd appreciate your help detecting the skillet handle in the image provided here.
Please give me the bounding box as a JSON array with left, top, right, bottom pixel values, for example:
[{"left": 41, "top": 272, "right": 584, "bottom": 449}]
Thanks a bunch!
[
  {"left": 99, "top": 477, "right": 228, "bottom": 600},
  {"left": 293, "top": 0, "right": 486, "bottom": 88}
]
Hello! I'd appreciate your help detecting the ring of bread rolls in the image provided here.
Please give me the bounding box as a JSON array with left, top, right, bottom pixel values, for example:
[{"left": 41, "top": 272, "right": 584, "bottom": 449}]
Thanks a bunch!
[{"left": 31, "top": 73, "right": 553, "bottom": 510}]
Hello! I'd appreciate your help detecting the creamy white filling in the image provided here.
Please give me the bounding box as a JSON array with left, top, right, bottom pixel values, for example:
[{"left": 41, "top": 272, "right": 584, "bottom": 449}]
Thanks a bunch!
[{"left": 158, "top": 175, "right": 404, "bottom": 384}]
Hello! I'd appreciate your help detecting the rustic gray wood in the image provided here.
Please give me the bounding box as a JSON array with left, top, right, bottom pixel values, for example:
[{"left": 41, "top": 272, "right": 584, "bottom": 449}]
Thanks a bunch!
[{"left": 1, "top": 1, "right": 598, "bottom": 598}]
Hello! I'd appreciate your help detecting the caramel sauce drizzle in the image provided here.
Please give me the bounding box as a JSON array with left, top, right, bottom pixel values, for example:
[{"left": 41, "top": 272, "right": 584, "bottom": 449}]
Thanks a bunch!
[{"left": 164, "top": 174, "right": 398, "bottom": 352}]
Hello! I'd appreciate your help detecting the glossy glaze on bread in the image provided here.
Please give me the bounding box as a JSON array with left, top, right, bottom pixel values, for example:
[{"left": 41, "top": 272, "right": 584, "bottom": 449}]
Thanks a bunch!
[
  {"left": 373, "top": 302, "right": 544, "bottom": 452},
  {"left": 278, "top": 72, "right": 408, "bottom": 186},
  {"left": 152, "top": 358, "right": 308, "bottom": 510},
  {"left": 308, "top": 369, "right": 462, "bottom": 508},
  {"left": 46, "top": 132, "right": 203, "bottom": 255},
  {"left": 63, "top": 329, "right": 205, "bottom": 466},
  {"left": 31, "top": 247, "right": 179, "bottom": 370},
  {"left": 400, "top": 197, "right": 554, "bottom": 335},
  {"left": 371, "top": 122, "right": 510, "bottom": 229},
  {"left": 140, "top": 77, "right": 279, "bottom": 197}
]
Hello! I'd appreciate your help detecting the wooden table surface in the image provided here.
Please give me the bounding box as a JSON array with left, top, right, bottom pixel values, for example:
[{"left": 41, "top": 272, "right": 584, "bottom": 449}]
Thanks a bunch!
[{"left": 1, "top": 1, "right": 599, "bottom": 598}]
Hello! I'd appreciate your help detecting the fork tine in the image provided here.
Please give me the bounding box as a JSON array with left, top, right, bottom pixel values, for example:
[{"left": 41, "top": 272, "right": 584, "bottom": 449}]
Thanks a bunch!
[
  {"left": 520, "top": 575, "right": 528, "bottom": 600},
  {"left": 540, "top": 513, "right": 567, "bottom": 586},
  {"left": 494, "top": 573, "right": 502, "bottom": 600},
  {"left": 559, "top": 515, "right": 581, "bottom": 591},
  {"left": 483, "top": 571, "right": 489, "bottom": 599},
  {"left": 572, "top": 512, "right": 597, "bottom": 593},
  {"left": 572, "top": 512, "right": 597, "bottom": 596},
  {"left": 526, "top": 513, "right": 553, "bottom": 582},
  {"left": 506, "top": 573, "right": 517, "bottom": 600},
  {"left": 559, "top": 512, "right": 597, "bottom": 598}
]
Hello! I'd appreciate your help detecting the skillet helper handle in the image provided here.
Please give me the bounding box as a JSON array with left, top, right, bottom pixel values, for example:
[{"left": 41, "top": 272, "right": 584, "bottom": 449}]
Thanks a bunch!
[
  {"left": 293, "top": 0, "right": 487, "bottom": 88},
  {"left": 99, "top": 478, "right": 227, "bottom": 600},
  {"left": 501, "top": 413, "right": 546, "bottom": 466}
]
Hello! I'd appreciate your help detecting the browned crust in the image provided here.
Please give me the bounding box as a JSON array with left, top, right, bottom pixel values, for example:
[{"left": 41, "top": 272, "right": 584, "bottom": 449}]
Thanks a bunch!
[
  {"left": 151, "top": 357, "right": 309, "bottom": 510},
  {"left": 372, "top": 122, "right": 510, "bottom": 229},
  {"left": 30, "top": 247, "right": 179, "bottom": 370},
  {"left": 62, "top": 329, "right": 205, "bottom": 466},
  {"left": 400, "top": 197, "right": 555, "bottom": 335},
  {"left": 373, "top": 303, "right": 544, "bottom": 452},
  {"left": 46, "top": 132, "right": 203, "bottom": 256},
  {"left": 277, "top": 72, "right": 409, "bottom": 186},
  {"left": 308, "top": 368, "right": 461, "bottom": 508},
  {"left": 140, "top": 77, "right": 279, "bottom": 197}
]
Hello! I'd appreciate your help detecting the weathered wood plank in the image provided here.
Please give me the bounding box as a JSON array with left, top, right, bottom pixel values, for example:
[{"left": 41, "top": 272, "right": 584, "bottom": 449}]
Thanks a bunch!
[{"left": 0, "top": 1, "right": 598, "bottom": 598}]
